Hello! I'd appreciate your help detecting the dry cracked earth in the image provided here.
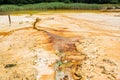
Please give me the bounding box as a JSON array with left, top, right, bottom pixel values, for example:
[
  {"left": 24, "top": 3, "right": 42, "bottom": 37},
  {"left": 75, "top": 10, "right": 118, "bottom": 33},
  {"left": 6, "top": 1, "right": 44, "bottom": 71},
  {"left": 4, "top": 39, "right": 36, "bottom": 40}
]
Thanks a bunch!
[{"left": 0, "top": 12, "right": 120, "bottom": 80}]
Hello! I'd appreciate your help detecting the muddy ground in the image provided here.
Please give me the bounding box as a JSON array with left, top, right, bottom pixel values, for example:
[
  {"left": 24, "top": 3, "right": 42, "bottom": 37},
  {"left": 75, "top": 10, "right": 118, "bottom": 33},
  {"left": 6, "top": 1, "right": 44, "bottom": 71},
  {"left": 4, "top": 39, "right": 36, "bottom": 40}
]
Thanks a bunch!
[{"left": 0, "top": 12, "right": 120, "bottom": 80}]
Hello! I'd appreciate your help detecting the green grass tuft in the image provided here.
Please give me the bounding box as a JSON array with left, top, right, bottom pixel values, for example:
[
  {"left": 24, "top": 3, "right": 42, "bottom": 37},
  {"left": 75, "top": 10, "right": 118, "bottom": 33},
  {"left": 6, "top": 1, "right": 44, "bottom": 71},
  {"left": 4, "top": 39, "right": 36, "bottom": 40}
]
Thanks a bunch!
[{"left": 0, "top": 2, "right": 119, "bottom": 12}]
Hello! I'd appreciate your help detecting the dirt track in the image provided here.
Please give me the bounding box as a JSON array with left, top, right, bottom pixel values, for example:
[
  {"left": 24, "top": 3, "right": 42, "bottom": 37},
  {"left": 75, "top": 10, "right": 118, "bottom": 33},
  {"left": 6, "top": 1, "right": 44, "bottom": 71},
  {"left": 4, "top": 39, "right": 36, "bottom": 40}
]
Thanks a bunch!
[{"left": 0, "top": 12, "right": 120, "bottom": 80}]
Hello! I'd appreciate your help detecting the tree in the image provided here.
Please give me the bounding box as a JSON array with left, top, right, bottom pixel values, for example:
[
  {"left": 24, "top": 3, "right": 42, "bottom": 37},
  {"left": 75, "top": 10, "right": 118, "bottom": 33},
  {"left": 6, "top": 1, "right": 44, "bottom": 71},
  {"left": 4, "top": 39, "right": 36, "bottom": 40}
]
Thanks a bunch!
[
  {"left": 110, "top": 0, "right": 119, "bottom": 3},
  {"left": 45, "top": 0, "right": 59, "bottom": 2},
  {"left": 64, "top": 0, "right": 71, "bottom": 3},
  {"left": 0, "top": 0, "right": 120, "bottom": 4},
  {"left": 0, "top": 0, "right": 4, "bottom": 4},
  {"left": 35, "top": 0, "right": 44, "bottom": 3}
]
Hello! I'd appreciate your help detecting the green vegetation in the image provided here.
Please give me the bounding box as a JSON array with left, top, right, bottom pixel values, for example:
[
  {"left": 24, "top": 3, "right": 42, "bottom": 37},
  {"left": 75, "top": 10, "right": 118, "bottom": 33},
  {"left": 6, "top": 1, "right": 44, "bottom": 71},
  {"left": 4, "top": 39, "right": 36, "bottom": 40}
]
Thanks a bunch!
[
  {"left": 0, "top": 2, "right": 114, "bottom": 12},
  {"left": 0, "top": 0, "right": 120, "bottom": 12},
  {"left": 0, "top": 0, "right": 120, "bottom": 4}
]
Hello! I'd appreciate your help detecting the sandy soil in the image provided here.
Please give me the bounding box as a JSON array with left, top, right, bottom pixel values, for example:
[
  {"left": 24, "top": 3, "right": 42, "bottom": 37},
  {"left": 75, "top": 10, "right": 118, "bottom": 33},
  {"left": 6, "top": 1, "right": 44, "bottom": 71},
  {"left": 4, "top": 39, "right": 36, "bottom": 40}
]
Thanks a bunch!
[{"left": 0, "top": 12, "right": 120, "bottom": 80}]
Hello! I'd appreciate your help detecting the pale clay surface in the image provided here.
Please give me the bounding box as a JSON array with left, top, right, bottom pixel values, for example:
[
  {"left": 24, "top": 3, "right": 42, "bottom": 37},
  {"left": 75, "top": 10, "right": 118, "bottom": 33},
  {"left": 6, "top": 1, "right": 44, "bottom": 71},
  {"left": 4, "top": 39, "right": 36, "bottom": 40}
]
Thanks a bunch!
[{"left": 0, "top": 12, "right": 120, "bottom": 80}]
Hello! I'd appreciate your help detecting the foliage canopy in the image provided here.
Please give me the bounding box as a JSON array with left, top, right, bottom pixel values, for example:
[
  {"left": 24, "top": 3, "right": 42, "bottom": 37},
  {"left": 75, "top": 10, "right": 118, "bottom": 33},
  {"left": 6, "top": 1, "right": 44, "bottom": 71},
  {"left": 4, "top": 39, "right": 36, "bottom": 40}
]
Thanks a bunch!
[{"left": 0, "top": 0, "right": 119, "bottom": 4}]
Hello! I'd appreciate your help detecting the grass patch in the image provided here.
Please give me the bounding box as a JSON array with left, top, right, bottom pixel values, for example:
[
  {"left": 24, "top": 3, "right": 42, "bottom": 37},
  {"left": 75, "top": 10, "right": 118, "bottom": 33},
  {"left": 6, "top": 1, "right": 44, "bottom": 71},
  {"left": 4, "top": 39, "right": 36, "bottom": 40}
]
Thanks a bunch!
[{"left": 0, "top": 2, "right": 120, "bottom": 12}]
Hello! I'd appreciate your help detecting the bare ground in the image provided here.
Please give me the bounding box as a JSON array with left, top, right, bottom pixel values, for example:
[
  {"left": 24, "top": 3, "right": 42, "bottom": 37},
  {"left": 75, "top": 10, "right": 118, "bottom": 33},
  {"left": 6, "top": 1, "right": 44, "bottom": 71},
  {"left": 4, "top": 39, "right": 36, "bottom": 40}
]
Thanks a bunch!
[{"left": 0, "top": 12, "right": 120, "bottom": 80}]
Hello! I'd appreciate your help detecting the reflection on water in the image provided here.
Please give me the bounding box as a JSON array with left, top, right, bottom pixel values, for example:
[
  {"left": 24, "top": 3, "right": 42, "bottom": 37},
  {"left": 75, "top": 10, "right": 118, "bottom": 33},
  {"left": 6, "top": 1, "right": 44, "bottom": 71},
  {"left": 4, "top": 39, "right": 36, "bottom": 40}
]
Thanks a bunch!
[{"left": 4, "top": 10, "right": 102, "bottom": 15}]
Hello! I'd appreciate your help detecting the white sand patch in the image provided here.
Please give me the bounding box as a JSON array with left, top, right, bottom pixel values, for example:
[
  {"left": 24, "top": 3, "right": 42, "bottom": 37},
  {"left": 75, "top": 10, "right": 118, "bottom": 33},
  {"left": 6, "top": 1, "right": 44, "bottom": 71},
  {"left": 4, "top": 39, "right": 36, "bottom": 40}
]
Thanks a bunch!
[
  {"left": 65, "top": 13, "right": 120, "bottom": 30},
  {"left": 33, "top": 49, "right": 58, "bottom": 80}
]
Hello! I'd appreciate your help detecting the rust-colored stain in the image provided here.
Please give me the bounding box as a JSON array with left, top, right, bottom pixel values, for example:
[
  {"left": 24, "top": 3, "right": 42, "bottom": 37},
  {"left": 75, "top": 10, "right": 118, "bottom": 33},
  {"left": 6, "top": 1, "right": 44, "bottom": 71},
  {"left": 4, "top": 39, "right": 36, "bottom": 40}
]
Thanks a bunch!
[{"left": 0, "top": 12, "right": 120, "bottom": 80}]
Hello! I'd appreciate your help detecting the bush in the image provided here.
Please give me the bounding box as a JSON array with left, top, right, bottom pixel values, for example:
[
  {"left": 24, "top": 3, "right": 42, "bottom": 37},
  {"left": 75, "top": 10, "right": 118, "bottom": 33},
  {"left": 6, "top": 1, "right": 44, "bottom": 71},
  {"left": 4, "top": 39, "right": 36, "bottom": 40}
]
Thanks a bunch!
[{"left": 0, "top": 5, "right": 23, "bottom": 12}]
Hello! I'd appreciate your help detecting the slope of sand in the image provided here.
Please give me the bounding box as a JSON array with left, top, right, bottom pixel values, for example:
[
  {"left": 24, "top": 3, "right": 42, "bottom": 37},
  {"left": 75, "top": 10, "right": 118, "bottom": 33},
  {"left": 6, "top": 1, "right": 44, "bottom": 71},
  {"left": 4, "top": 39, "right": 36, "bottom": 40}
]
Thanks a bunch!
[{"left": 0, "top": 12, "right": 120, "bottom": 80}]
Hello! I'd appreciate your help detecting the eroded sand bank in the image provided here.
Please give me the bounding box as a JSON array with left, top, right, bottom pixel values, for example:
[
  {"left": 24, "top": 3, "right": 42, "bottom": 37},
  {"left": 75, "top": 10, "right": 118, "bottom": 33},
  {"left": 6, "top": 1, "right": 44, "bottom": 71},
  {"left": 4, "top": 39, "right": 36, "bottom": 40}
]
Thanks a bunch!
[{"left": 0, "top": 12, "right": 120, "bottom": 80}]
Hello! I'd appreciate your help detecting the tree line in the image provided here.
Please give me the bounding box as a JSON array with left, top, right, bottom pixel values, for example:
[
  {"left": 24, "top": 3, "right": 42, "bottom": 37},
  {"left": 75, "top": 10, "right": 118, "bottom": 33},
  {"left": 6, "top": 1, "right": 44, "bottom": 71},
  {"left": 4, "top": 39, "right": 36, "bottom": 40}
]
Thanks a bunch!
[{"left": 0, "top": 0, "right": 120, "bottom": 4}]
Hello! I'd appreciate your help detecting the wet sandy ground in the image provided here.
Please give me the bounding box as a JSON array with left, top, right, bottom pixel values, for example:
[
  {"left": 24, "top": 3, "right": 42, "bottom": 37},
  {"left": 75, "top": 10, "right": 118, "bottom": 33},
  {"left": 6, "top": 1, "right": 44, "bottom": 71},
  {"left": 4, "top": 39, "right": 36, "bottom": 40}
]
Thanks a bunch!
[{"left": 0, "top": 12, "right": 120, "bottom": 80}]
